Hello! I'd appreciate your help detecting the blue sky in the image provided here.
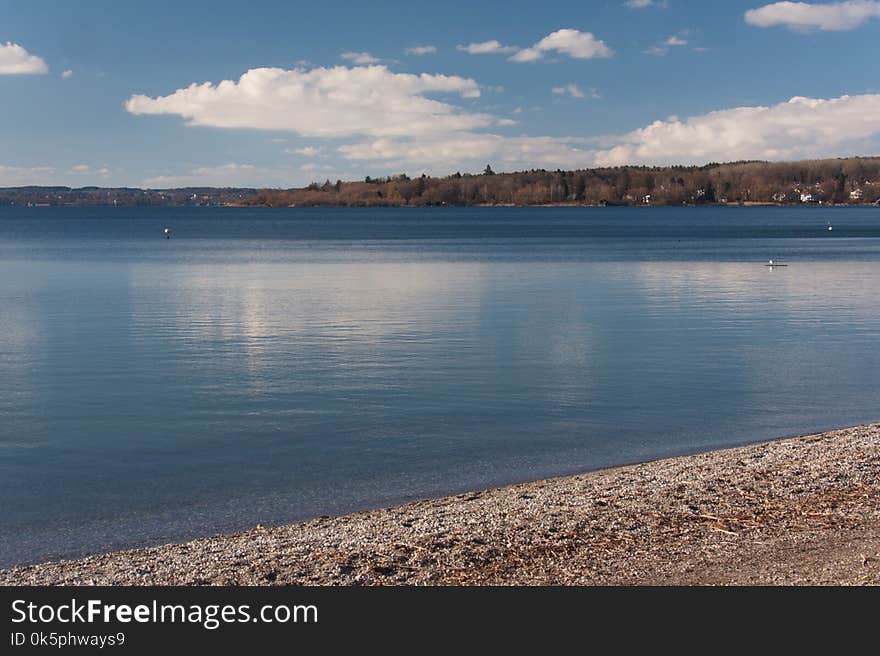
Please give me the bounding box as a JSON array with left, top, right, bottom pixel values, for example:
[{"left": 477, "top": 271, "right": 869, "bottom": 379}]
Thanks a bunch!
[{"left": 1, "top": 0, "right": 879, "bottom": 187}]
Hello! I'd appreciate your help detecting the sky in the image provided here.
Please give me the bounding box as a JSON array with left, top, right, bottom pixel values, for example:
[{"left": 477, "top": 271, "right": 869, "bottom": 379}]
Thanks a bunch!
[{"left": 1, "top": 0, "right": 879, "bottom": 188}]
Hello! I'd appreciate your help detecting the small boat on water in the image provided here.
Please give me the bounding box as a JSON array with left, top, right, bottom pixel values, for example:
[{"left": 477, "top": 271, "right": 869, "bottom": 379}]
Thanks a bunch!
[{"left": 765, "top": 260, "right": 788, "bottom": 267}]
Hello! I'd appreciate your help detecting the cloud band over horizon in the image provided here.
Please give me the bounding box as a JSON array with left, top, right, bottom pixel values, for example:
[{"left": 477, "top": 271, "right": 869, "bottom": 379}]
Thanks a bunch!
[{"left": 124, "top": 64, "right": 880, "bottom": 181}]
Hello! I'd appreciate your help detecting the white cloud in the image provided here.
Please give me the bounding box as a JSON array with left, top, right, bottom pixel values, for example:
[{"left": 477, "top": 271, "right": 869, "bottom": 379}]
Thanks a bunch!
[
  {"left": 510, "top": 29, "right": 613, "bottom": 62},
  {"left": 645, "top": 33, "right": 689, "bottom": 55},
  {"left": 337, "top": 134, "right": 599, "bottom": 174},
  {"left": 745, "top": 1, "right": 880, "bottom": 31},
  {"left": 126, "top": 64, "right": 880, "bottom": 178},
  {"left": 299, "top": 163, "right": 334, "bottom": 173},
  {"left": 340, "top": 51, "right": 381, "bottom": 64},
  {"left": 552, "top": 83, "right": 586, "bottom": 98},
  {"left": 590, "top": 93, "right": 880, "bottom": 166},
  {"left": 0, "top": 165, "right": 56, "bottom": 185},
  {"left": 142, "top": 163, "right": 301, "bottom": 188},
  {"left": 336, "top": 93, "right": 880, "bottom": 173},
  {"left": 459, "top": 31, "right": 614, "bottom": 65},
  {"left": 69, "top": 164, "right": 112, "bottom": 177},
  {"left": 0, "top": 42, "right": 48, "bottom": 74},
  {"left": 456, "top": 40, "right": 519, "bottom": 55},
  {"left": 624, "top": 0, "right": 666, "bottom": 7},
  {"left": 644, "top": 46, "right": 669, "bottom": 56},
  {"left": 126, "top": 65, "right": 487, "bottom": 139},
  {"left": 61, "top": 69, "right": 74, "bottom": 78},
  {"left": 290, "top": 146, "right": 321, "bottom": 157},
  {"left": 406, "top": 45, "right": 437, "bottom": 55},
  {"left": 0, "top": 163, "right": 112, "bottom": 185}
]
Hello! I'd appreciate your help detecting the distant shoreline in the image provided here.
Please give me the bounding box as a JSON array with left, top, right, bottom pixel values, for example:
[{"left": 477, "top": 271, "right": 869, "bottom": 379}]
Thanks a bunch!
[
  {"left": 4, "top": 200, "right": 879, "bottom": 209},
  {"left": 3, "top": 156, "right": 880, "bottom": 209},
  {"left": 3, "top": 423, "right": 877, "bottom": 586}
]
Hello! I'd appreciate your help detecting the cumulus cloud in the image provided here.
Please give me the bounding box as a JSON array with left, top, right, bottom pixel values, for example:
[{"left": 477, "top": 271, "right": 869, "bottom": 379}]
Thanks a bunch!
[
  {"left": 624, "top": 0, "right": 666, "bottom": 7},
  {"left": 0, "top": 42, "right": 48, "bottom": 74},
  {"left": 336, "top": 93, "right": 880, "bottom": 173},
  {"left": 745, "top": 1, "right": 880, "bottom": 31},
  {"left": 591, "top": 93, "right": 880, "bottom": 165},
  {"left": 456, "top": 40, "right": 519, "bottom": 55},
  {"left": 340, "top": 51, "right": 380, "bottom": 64},
  {"left": 552, "top": 83, "right": 586, "bottom": 98},
  {"left": 125, "top": 66, "right": 487, "bottom": 139},
  {"left": 510, "top": 29, "right": 612, "bottom": 62},
  {"left": 406, "top": 45, "right": 437, "bottom": 55}
]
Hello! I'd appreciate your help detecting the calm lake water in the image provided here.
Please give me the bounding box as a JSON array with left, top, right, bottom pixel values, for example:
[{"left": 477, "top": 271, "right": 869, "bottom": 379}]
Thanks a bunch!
[{"left": 1, "top": 206, "right": 879, "bottom": 566}]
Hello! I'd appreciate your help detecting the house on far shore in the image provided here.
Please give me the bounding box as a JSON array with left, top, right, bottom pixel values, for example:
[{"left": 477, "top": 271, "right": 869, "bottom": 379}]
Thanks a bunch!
[
  {"left": 800, "top": 192, "right": 817, "bottom": 203},
  {"left": 849, "top": 188, "right": 863, "bottom": 201}
]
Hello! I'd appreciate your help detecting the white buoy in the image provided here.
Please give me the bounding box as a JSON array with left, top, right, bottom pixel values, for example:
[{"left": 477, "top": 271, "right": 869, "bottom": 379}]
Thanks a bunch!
[
  {"left": 828, "top": 225, "right": 833, "bottom": 231},
  {"left": 163, "top": 227, "right": 171, "bottom": 239}
]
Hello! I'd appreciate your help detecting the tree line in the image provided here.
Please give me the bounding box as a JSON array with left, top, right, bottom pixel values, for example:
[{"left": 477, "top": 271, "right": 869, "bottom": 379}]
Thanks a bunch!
[
  {"left": 3, "top": 157, "right": 879, "bottom": 207},
  {"left": 244, "top": 157, "right": 880, "bottom": 207}
]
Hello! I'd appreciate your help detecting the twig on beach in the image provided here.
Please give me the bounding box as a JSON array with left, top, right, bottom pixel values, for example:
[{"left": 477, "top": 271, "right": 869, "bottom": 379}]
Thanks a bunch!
[
  {"left": 709, "top": 527, "right": 738, "bottom": 536},
  {"left": 697, "top": 513, "right": 729, "bottom": 522}
]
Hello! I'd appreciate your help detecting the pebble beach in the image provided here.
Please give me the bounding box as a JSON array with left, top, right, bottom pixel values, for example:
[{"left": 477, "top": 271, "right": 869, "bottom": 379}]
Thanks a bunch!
[{"left": 2, "top": 423, "right": 879, "bottom": 586}]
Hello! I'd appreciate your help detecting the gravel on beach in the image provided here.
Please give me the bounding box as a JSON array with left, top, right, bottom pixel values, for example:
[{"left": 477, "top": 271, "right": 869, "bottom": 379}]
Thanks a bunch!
[{"left": 2, "top": 424, "right": 879, "bottom": 586}]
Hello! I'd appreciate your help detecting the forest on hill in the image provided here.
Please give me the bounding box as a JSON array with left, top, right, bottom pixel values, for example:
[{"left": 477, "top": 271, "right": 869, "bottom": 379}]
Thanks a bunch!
[{"left": 244, "top": 157, "right": 880, "bottom": 207}]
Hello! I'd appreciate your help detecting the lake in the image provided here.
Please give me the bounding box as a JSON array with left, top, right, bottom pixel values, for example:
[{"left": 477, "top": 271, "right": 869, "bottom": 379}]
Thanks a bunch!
[{"left": 1, "top": 205, "right": 879, "bottom": 566}]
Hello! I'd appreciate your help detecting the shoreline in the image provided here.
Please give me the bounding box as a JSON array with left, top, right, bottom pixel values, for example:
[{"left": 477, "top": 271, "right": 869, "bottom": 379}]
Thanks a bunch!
[
  {"left": 2, "top": 423, "right": 878, "bottom": 586},
  {"left": 8, "top": 201, "right": 880, "bottom": 209}
]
